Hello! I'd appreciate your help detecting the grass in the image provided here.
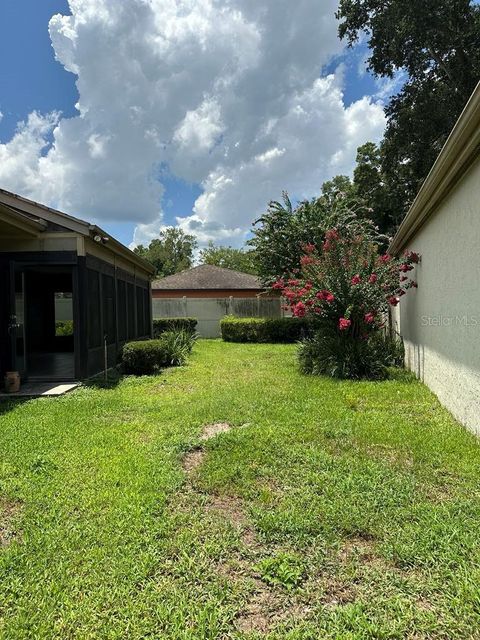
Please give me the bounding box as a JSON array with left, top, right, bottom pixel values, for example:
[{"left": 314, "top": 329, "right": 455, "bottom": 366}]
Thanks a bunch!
[{"left": 1, "top": 340, "right": 480, "bottom": 638}]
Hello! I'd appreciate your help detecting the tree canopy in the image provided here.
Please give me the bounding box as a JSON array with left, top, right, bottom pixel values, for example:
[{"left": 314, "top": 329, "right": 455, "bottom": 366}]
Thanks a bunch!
[
  {"left": 337, "top": 0, "right": 480, "bottom": 219},
  {"left": 249, "top": 172, "right": 383, "bottom": 285},
  {"left": 134, "top": 227, "right": 197, "bottom": 278},
  {"left": 199, "top": 242, "right": 258, "bottom": 275}
]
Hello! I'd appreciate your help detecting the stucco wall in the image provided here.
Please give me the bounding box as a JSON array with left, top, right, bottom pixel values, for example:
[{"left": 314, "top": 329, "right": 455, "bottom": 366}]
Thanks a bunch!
[{"left": 392, "top": 156, "right": 480, "bottom": 434}]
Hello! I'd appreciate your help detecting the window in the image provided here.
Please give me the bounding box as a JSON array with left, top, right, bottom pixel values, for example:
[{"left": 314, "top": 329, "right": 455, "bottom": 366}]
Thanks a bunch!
[{"left": 54, "top": 292, "right": 74, "bottom": 336}]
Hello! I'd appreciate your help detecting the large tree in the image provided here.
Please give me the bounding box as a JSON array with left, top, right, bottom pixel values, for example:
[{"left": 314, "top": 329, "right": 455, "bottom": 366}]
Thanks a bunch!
[
  {"left": 353, "top": 141, "right": 399, "bottom": 234},
  {"left": 337, "top": 0, "right": 480, "bottom": 218},
  {"left": 199, "top": 242, "right": 258, "bottom": 275},
  {"left": 249, "top": 178, "right": 373, "bottom": 285},
  {"left": 134, "top": 227, "right": 197, "bottom": 277}
]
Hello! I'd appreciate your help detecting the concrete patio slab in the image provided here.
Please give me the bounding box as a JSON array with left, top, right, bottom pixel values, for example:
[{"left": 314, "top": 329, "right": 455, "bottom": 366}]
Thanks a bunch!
[{"left": 0, "top": 382, "right": 80, "bottom": 399}]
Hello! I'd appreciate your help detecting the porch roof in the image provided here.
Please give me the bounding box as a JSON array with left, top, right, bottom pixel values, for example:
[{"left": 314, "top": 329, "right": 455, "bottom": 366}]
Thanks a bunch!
[{"left": 0, "top": 188, "right": 155, "bottom": 275}]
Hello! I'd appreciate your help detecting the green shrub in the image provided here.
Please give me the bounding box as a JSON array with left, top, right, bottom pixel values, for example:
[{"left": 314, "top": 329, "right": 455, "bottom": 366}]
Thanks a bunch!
[
  {"left": 121, "top": 330, "right": 197, "bottom": 375},
  {"left": 153, "top": 317, "right": 197, "bottom": 338},
  {"left": 298, "top": 326, "right": 404, "bottom": 380},
  {"left": 55, "top": 320, "right": 74, "bottom": 336},
  {"left": 220, "top": 316, "right": 310, "bottom": 343},
  {"left": 157, "top": 330, "right": 197, "bottom": 366}
]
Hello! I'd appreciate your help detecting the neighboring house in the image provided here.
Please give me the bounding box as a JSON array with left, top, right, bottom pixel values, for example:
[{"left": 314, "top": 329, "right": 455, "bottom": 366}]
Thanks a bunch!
[
  {"left": 0, "top": 189, "right": 154, "bottom": 382},
  {"left": 152, "top": 264, "right": 281, "bottom": 337},
  {"left": 390, "top": 81, "right": 480, "bottom": 434}
]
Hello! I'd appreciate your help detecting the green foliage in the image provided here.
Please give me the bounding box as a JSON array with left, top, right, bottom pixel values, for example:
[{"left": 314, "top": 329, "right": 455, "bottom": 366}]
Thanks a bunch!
[
  {"left": 337, "top": 0, "right": 480, "bottom": 221},
  {"left": 353, "top": 142, "right": 398, "bottom": 235},
  {"left": 199, "top": 241, "right": 258, "bottom": 275},
  {"left": 153, "top": 317, "right": 197, "bottom": 338},
  {"left": 134, "top": 227, "right": 197, "bottom": 277},
  {"left": 298, "top": 327, "right": 404, "bottom": 380},
  {"left": 249, "top": 185, "right": 372, "bottom": 286},
  {"left": 220, "top": 316, "right": 310, "bottom": 343},
  {"left": 55, "top": 320, "right": 74, "bottom": 337},
  {"left": 257, "top": 553, "right": 305, "bottom": 591},
  {"left": 121, "top": 330, "right": 196, "bottom": 375}
]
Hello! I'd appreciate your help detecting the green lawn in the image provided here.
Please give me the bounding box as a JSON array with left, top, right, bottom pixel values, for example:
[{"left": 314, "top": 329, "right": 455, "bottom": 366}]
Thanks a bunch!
[{"left": 1, "top": 341, "right": 480, "bottom": 639}]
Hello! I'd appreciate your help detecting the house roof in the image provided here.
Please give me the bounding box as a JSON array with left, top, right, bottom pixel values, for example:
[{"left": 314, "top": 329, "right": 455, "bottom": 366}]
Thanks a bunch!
[
  {"left": 390, "top": 81, "right": 480, "bottom": 255},
  {"left": 152, "top": 264, "right": 263, "bottom": 290},
  {"left": 0, "top": 187, "right": 155, "bottom": 275}
]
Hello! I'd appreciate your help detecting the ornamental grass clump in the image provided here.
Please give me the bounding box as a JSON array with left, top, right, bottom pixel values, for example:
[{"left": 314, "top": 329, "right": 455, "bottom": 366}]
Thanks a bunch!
[{"left": 272, "top": 214, "right": 419, "bottom": 379}]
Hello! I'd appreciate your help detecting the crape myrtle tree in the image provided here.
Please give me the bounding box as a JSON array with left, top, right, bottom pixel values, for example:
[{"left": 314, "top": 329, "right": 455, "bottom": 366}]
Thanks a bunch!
[
  {"left": 337, "top": 0, "right": 480, "bottom": 222},
  {"left": 270, "top": 200, "right": 420, "bottom": 379}
]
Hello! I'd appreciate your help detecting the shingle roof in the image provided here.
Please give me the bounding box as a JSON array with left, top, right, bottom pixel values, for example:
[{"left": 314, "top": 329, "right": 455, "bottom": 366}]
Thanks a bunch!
[{"left": 151, "top": 264, "right": 263, "bottom": 290}]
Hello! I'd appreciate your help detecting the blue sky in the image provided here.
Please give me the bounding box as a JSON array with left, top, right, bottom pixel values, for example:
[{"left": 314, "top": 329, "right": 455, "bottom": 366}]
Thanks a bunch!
[{"left": 0, "top": 1, "right": 386, "bottom": 247}]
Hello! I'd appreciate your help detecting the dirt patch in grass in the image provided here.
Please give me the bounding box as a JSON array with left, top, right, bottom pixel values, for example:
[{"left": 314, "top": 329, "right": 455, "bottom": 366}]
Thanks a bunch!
[
  {"left": 208, "top": 494, "right": 262, "bottom": 551},
  {"left": 235, "top": 589, "right": 280, "bottom": 633},
  {"left": 182, "top": 448, "right": 205, "bottom": 473},
  {"left": 181, "top": 420, "right": 312, "bottom": 634},
  {"left": 320, "top": 576, "right": 357, "bottom": 607},
  {"left": 182, "top": 423, "right": 232, "bottom": 473},
  {"left": 0, "top": 499, "right": 22, "bottom": 548},
  {"left": 235, "top": 581, "right": 312, "bottom": 633},
  {"left": 200, "top": 422, "right": 232, "bottom": 440},
  {"left": 339, "top": 534, "right": 393, "bottom": 573},
  {"left": 208, "top": 494, "right": 247, "bottom": 526}
]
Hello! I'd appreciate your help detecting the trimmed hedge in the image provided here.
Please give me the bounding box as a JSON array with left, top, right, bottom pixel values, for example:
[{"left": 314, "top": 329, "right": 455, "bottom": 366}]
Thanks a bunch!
[
  {"left": 153, "top": 317, "right": 197, "bottom": 338},
  {"left": 121, "top": 330, "right": 196, "bottom": 375},
  {"left": 220, "top": 316, "right": 310, "bottom": 343}
]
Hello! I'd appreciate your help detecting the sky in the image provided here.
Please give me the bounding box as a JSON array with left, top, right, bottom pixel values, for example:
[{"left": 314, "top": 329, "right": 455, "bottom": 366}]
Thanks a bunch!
[{"left": 0, "top": 0, "right": 397, "bottom": 248}]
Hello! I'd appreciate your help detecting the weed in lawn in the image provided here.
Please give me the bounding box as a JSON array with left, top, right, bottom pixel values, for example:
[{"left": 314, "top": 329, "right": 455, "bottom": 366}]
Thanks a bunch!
[{"left": 257, "top": 552, "right": 306, "bottom": 591}]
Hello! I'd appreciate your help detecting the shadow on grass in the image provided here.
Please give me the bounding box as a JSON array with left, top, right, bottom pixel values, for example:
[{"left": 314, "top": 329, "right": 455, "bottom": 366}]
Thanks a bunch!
[
  {"left": 0, "top": 397, "right": 31, "bottom": 415},
  {"left": 83, "top": 369, "right": 123, "bottom": 390}
]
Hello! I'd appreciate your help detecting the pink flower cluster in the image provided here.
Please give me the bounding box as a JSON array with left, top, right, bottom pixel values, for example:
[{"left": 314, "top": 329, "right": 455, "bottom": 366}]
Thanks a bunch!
[{"left": 271, "top": 227, "right": 420, "bottom": 335}]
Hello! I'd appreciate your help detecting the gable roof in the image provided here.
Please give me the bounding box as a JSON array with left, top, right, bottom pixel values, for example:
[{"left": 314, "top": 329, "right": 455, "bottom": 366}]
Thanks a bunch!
[
  {"left": 152, "top": 264, "right": 263, "bottom": 290},
  {"left": 0, "top": 187, "right": 155, "bottom": 274},
  {"left": 390, "top": 81, "right": 480, "bottom": 254}
]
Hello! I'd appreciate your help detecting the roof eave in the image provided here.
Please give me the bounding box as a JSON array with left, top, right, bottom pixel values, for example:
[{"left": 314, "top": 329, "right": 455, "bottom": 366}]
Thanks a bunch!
[
  {"left": 389, "top": 81, "right": 480, "bottom": 255},
  {"left": 89, "top": 225, "right": 155, "bottom": 275}
]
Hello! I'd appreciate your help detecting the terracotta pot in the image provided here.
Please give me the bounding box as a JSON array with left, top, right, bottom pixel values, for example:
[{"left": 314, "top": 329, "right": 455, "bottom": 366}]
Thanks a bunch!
[{"left": 4, "top": 371, "right": 20, "bottom": 394}]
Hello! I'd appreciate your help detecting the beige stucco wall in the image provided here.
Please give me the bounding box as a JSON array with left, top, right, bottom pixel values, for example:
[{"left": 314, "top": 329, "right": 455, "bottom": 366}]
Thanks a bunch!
[{"left": 392, "top": 156, "right": 480, "bottom": 434}]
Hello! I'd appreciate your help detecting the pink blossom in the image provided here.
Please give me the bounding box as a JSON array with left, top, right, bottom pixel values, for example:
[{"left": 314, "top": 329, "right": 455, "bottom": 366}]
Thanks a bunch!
[
  {"left": 300, "top": 255, "right": 316, "bottom": 266},
  {"left": 294, "top": 302, "right": 306, "bottom": 317},
  {"left": 364, "top": 312, "right": 375, "bottom": 324},
  {"left": 338, "top": 317, "right": 352, "bottom": 331},
  {"left": 325, "top": 229, "right": 340, "bottom": 241},
  {"left": 351, "top": 274, "right": 361, "bottom": 285},
  {"left": 368, "top": 273, "right": 378, "bottom": 284}
]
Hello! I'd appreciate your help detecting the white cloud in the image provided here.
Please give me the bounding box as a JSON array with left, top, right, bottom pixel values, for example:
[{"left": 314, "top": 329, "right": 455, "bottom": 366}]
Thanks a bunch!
[{"left": 0, "top": 0, "right": 386, "bottom": 247}]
